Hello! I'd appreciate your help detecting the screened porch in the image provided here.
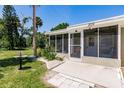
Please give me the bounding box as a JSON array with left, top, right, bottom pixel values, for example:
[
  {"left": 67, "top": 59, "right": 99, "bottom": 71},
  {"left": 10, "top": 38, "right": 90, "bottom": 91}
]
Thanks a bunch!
[{"left": 49, "top": 34, "right": 68, "bottom": 54}]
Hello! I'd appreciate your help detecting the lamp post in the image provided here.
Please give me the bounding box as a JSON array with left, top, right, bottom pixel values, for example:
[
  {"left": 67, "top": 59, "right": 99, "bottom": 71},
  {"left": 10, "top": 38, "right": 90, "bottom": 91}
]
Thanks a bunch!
[
  {"left": 18, "top": 51, "right": 22, "bottom": 70},
  {"left": 18, "top": 36, "right": 23, "bottom": 70}
]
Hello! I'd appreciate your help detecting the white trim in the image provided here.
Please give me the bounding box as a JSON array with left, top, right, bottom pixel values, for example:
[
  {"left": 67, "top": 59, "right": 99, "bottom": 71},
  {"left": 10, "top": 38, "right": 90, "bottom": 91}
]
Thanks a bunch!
[
  {"left": 81, "top": 30, "right": 84, "bottom": 58},
  {"left": 69, "top": 15, "right": 124, "bottom": 28}
]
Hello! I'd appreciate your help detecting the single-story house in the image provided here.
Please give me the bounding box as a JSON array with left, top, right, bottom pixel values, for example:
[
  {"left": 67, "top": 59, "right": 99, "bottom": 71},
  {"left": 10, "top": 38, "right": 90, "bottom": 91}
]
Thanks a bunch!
[{"left": 45, "top": 15, "right": 124, "bottom": 68}]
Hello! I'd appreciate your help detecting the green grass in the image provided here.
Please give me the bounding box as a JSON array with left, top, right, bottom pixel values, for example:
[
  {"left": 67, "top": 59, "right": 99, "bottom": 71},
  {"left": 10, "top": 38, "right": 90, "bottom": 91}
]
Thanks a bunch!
[{"left": 0, "top": 48, "right": 53, "bottom": 88}]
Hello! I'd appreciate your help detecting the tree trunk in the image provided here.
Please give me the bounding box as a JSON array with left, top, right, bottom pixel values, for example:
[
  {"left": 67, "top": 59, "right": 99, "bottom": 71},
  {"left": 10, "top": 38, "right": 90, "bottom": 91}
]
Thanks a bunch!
[{"left": 33, "top": 5, "right": 37, "bottom": 57}]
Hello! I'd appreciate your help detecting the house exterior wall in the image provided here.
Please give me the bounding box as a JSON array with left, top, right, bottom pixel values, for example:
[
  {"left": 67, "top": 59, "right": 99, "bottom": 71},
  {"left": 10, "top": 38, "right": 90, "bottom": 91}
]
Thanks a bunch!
[
  {"left": 82, "top": 56, "right": 120, "bottom": 67},
  {"left": 57, "top": 53, "right": 120, "bottom": 67}
]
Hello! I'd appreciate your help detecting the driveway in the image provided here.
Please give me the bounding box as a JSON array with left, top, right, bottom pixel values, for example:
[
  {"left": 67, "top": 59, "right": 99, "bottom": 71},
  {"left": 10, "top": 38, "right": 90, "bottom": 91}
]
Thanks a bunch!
[{"left": 52, "top": 62, "right": 122, "bottom": 88}]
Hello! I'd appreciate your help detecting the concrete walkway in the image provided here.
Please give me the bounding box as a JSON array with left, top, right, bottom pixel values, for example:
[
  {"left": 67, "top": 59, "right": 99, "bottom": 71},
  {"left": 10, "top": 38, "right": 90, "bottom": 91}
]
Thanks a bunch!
[
  {"left": 37, "top": 57, "right": 63, "bottom": 69},
  {"left": 52, "top": 62, "right": 123, "bottom": 88},
  {"left": 48, "top": 73, "right": 90, "bottom": 88}
]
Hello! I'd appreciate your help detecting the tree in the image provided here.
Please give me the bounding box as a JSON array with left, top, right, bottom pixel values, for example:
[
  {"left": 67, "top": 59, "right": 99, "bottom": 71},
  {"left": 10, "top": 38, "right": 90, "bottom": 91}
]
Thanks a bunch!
[
  {"left": 36, "top": 32, "right": 45, "bottom": 48},
  {"left": 32, "top": 5, "right": 43, "bottom": 57},
  {"left": 2, "top": 5, "right": 20, "bottom": 50},
  {"left": 0, "top": 18, "right": 7, "bottom": 48},
  {"left": 25, "top": 16, "right": 43, "bottom": 48},
  {"left": 26, "top": 35, "right": 32, "bottom": 47},
  {"left": 18, "top": 17, "right": 31, "bottom": 48},
  {"left": 51, "top": 23, "right": 69, "bottom": 31},
  {"left": 36, "top": 16, "right": 43, "bottom": 31},
  {"left": 0, "top": 18, "right": 4, "bottom": 39},
  {"left": 32, "top": 5, "right": 37, "bottom": 56}
]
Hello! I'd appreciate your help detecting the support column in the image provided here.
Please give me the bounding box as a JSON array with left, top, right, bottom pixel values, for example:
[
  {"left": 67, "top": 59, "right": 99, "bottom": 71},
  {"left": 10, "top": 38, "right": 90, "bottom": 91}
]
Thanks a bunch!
[
  {"left": 118, "top": 25, "right": 121, "bottom": 62},
  {"left": 81, "top": 31, "right": 84, "bottom": 58}
]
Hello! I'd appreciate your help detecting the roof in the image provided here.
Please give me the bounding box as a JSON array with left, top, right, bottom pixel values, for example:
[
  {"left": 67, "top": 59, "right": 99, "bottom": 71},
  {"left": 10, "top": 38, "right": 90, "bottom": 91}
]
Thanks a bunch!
[
  {"left": 45, "top": 15, "right": 124, "bottom": 35},
  {"left": 45, "top": 29, "right": 67, "bottom": 35}
]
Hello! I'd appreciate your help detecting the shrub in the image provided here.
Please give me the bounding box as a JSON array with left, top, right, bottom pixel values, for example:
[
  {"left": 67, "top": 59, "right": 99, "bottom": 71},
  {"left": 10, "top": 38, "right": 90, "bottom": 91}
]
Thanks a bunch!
[
  {"left": 41, "top": 46, "right": 57, "bottom": 61},
  {"left": 46, "top": 52, "right": 56, "bottom": 61},
  {"left": 43, "top": 48, "right": 56, "bottom": 60}
]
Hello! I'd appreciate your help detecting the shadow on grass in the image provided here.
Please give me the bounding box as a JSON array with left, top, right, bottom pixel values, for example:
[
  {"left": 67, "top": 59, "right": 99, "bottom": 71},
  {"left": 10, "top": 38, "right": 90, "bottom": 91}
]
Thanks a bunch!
[
  {"left": 0, "top": 57, "right": 34, "bottom": 67},
  {"left": 18, "top": 66, "right": 32, "bottom": 70},
  {"left": 0, "top": 70, "right": 4, "bottom": 79},
  {"left": 0, "top": 73, "right": 4, "bottom": 79}
]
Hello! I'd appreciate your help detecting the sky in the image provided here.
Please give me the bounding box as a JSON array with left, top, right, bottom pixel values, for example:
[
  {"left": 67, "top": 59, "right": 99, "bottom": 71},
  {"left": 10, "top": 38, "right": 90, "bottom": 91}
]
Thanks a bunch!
[{"left": 1, "top": 5, "right": 124, "bottom": 32}]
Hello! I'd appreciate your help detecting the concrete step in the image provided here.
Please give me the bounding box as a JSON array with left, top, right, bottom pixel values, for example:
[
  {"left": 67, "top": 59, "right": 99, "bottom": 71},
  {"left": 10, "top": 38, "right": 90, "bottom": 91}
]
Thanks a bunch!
[
  {"left": 59, "top": 73, "right": 95, "bottom": 88},
  {"left": 48, "top": 73, "right": 95, "bottom": 88}
]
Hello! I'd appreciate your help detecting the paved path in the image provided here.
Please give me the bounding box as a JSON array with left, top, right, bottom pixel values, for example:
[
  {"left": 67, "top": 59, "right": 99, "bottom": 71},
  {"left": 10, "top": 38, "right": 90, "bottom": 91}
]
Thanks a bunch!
[
  {"left": 37, "top": 57, "right": 63, "bottom": 69},
  {"left": 48, "top": 73, "right": 91, "bottom": 88},
  {"left": 53, "top": 62, "right": 122, "bottom": 88}
]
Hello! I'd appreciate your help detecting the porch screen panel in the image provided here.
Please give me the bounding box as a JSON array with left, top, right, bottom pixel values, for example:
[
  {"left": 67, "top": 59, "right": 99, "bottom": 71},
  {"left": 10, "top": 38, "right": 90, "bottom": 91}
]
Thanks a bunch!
[
  {"left": 70, "top": 33, "right": 80, "bottom": 45},
  {"left": 64, "top": 34, "right": 68, "bottom": 53},
  {"left": 70, "top": 46, "right": 81, "bottom": 58},
  {"left": 99, "top": 25, "right": 118, "bottom": 58},
  {"left": 70, "top": 33, "right": 81, "bottom": 58},
  {"left": 57, "top": 35, "right": 62, "bottom": 52},
  {"left": 84, "top": 28, "right": 98, "bottom": 57},
  {"left": 50, "top": 35, "right": 55, "bottom": 52}
]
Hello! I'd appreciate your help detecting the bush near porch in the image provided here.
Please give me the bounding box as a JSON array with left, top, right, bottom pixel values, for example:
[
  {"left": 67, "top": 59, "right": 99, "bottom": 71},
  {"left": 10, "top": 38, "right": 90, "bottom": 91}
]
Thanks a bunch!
[{"left": 38, "top": 46, "right": 63, "bottom": 61}]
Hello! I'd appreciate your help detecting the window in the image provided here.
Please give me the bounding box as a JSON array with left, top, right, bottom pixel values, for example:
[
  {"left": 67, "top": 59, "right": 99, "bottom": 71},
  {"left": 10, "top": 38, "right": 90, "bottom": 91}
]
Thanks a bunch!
[
  {"left": 99, "top": 25, "right": 118, "bottom": 58},
  {"left": 84, "top": 28, "right": 98, "bottom": 57}
]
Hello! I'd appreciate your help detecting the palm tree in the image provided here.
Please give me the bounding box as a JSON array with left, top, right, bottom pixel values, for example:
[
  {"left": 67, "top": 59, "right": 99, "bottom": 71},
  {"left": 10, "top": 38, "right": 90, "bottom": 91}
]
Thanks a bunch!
[
  {"left": 32, "top": 5, "right": 37, "bottom": 57},
  {"left": 32, "top": 6, "right": 43, "bottom": 57},
  {"left": 36, "top": 16, "right": 43, "bottom": 31}
]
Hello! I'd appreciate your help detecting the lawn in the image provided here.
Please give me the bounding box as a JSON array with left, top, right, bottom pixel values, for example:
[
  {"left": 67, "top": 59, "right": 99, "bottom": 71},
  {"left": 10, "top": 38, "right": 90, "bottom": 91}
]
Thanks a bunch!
[{"left": 0, "top": 48, "right": 53, "bottom": 88}]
